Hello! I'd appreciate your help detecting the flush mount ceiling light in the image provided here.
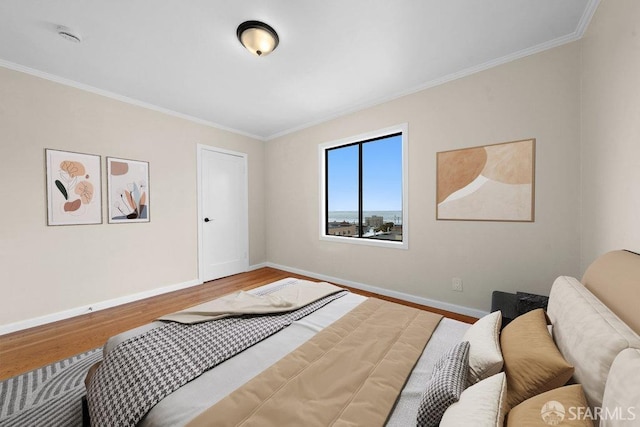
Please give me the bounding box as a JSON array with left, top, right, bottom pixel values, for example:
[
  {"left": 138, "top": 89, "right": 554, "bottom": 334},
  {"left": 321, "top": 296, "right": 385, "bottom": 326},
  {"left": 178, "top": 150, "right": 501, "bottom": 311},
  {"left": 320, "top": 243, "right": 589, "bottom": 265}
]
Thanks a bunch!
[{"left": 236, "top": 20, "right": 279, "bottom": 57}]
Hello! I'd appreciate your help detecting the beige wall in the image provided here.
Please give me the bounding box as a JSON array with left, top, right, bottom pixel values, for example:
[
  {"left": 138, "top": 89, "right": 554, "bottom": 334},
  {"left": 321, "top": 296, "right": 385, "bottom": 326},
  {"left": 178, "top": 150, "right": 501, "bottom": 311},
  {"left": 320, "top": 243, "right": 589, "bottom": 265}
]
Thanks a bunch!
[
  {"left": 580, "top": 0, "right": 640, "bottom": 270},
  {"left": 0, "top": 67, "right": 266, "bottom": 326},
  {"left": 266, "top": 43, "right": 582, "bottom": 312},
  {"left": 5, "top": 0, "right": 633, "bottom": 327}
]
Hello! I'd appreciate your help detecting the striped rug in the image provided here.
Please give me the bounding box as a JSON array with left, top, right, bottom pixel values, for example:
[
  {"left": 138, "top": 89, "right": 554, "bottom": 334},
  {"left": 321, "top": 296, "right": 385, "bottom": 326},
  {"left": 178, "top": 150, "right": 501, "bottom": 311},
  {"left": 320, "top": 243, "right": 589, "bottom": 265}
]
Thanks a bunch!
[{"left": 0, "top": 348, "right": 102, "bottom": 427}]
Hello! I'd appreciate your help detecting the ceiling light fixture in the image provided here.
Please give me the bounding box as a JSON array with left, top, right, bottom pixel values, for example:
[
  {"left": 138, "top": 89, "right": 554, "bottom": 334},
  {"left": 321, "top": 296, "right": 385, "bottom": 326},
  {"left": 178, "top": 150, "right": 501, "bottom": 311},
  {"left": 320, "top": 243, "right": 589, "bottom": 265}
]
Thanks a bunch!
[{"left": 236, "top": 20, "right": 279, "bottom": 57}]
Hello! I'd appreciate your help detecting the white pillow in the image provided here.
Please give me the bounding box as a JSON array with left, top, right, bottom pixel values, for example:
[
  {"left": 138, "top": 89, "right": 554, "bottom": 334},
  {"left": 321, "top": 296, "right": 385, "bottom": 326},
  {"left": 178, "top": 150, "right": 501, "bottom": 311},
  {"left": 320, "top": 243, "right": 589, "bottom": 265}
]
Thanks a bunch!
[
  {"left": 547, "top": 276, "right": 640, "bottom": 408},
  {"left": 462, "top": 310, "right": 503, "bottom": 384},
  {"left": 439, "top": 372, "right": 507, "bottom": 427},
  {"left": 601, "top": 348, "right": 640, "bottom": 427}
]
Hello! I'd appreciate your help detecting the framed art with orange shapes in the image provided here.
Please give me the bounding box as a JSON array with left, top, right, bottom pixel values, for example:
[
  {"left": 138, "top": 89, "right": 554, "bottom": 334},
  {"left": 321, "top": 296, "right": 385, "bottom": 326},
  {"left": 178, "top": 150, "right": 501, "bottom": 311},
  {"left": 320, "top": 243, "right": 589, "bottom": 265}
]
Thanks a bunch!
[
  {"left": 45, "top": 148, "right": 102, "bottom": 226},
  {"left": 436, "top": 139, "right": 535, "bottom": 222}
]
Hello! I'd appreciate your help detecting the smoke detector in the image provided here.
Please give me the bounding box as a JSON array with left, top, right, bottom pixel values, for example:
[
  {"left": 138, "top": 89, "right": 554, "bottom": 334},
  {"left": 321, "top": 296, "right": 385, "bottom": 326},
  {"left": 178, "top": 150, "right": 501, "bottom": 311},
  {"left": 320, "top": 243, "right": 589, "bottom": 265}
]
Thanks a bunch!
[{"left": 57, "top": 26, "right": 82, "bottom": 43}]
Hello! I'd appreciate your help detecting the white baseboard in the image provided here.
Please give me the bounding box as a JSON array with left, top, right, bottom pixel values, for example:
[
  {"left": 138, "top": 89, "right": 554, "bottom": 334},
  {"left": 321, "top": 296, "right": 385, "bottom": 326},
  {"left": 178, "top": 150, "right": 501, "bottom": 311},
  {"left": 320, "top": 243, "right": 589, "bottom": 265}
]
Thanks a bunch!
[
  {"left": 248, "top": 262, "right": 269, "bottom": 271},
  {"left": 265, "top": 262, "right": 488, "bottom": 319},
  {"left": 1, "top": 264, "right": 488, "bottom": 336},
  {"left": 0, "top": 278, "right": 202, "bottom": 336}
]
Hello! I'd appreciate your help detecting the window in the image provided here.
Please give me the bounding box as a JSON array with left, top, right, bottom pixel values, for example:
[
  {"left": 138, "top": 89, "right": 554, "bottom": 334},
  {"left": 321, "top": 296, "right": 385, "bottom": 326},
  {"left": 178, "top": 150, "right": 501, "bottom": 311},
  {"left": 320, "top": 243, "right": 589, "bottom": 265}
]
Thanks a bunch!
[{"left": 319, "top": 124, "right": 408, "bottom": 249}]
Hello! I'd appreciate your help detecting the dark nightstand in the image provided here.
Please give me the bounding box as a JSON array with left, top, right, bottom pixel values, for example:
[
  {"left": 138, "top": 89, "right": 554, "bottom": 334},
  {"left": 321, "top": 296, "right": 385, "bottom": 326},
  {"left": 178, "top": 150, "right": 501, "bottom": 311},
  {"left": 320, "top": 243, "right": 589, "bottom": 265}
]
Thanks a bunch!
[{"left": 491, "top": 290, "right": 549, "bottom": 329}]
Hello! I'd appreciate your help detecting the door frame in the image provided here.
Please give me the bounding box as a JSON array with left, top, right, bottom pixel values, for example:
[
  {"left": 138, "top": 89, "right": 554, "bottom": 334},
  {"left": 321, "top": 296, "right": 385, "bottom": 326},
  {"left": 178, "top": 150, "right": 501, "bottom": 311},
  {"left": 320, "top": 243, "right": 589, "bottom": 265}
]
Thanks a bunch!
[{"left": 196, "top": 143, "right": 249, "bottom": 283}]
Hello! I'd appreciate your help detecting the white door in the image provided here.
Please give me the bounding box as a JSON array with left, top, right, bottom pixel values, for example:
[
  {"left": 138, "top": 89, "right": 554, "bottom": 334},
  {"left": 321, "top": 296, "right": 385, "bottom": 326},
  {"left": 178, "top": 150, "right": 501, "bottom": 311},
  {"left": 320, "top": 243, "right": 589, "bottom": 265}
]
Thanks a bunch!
[{"left": 198, "top": 145, "right": 248, "bottom": 282}]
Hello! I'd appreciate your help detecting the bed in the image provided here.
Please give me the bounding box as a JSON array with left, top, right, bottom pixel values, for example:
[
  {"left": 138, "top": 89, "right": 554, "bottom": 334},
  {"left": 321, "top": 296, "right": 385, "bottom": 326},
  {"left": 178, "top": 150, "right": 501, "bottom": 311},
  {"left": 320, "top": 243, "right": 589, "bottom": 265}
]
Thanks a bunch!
[{"left": 84, "top": 250, "right": 640, "bottom": 426}]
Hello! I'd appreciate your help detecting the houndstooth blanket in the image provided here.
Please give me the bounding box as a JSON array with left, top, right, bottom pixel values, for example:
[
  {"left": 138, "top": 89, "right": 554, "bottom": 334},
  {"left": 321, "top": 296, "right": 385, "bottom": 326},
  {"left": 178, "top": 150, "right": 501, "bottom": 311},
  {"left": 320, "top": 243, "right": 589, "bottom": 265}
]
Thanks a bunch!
[{"left": 86, "top": 286, "right": 347, "bottom": 427}]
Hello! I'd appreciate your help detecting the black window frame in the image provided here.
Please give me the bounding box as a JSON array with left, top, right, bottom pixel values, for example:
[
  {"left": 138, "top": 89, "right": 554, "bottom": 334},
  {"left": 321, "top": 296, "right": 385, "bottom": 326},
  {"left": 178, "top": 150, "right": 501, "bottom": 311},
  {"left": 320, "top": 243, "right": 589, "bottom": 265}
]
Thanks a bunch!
[{"left": 320, "top": 125, "right": 408, "bottom": 250}]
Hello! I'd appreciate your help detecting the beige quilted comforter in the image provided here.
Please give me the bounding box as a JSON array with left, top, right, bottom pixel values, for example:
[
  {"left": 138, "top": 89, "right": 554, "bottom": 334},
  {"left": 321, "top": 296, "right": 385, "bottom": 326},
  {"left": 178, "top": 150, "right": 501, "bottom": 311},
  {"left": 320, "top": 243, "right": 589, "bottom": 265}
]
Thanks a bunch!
[{"left": 186, "top": 298, "right": 442, "bottom": 427}]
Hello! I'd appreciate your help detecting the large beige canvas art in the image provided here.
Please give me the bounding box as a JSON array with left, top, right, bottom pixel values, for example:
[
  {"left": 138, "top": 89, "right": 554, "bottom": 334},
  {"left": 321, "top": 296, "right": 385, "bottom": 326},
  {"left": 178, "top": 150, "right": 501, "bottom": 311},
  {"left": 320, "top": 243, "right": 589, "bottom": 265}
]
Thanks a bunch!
[{"left": 436, "top": 139, "right": 535, "bottom": 221}]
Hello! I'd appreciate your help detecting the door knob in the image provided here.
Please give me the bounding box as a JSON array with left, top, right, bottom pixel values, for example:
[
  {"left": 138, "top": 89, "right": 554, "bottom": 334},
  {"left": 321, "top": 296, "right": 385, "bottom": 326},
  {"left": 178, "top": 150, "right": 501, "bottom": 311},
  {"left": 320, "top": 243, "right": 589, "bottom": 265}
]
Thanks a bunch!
[{"left": 204, "top": 217, "right": 211, "bottom": 222}]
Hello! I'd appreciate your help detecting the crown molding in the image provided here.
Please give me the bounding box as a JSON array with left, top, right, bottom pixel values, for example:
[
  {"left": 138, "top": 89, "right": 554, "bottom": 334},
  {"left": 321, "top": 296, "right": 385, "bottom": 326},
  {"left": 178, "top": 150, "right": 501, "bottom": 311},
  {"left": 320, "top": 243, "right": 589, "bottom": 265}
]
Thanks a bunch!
[{"left": 0, "top": 59, "right": 266, "bottom": 142}]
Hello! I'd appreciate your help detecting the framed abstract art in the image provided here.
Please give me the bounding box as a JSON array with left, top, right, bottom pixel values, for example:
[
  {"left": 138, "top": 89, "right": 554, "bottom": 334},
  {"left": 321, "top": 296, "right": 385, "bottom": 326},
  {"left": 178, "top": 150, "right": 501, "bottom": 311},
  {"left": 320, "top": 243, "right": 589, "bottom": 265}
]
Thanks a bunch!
[
  {"left": 45, "top": 149, "right": 102, "bottom": 225},
  {"left": 436, "top": 139, "right": 535, "bottom": 222},
  {"left": 107, "top": 157, "right": 150, "bottom": 223}
]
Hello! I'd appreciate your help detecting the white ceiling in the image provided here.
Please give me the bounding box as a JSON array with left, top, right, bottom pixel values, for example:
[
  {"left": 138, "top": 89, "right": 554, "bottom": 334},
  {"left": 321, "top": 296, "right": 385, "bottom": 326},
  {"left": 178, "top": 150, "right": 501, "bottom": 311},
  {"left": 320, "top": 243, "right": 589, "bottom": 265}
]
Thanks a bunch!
[{"left": 0, "top": 1, "right": 598, "bottom": 140}]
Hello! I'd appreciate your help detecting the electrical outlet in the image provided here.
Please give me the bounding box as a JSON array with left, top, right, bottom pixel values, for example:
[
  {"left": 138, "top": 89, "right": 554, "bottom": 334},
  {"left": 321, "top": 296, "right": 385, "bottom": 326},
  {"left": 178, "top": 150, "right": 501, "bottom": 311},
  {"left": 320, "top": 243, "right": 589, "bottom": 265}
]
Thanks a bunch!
[{"left": 452, "top": 277, "right": 463, "bottom": 292}]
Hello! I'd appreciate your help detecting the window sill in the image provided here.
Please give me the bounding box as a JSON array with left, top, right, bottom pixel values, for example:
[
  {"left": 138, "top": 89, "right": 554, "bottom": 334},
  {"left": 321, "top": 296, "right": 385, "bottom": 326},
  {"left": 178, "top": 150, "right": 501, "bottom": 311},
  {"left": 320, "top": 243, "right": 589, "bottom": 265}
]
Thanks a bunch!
[{"left": 320, "top": 234, "right": 408, "bottom": 250}]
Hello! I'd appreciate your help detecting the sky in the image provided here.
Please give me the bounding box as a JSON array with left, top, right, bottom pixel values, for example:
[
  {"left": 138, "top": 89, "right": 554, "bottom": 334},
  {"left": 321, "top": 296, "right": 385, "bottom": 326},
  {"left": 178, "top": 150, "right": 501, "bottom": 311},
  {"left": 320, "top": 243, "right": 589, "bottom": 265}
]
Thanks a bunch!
[{"left": 327, "top": 134, "right": 402, "bottom": 212}]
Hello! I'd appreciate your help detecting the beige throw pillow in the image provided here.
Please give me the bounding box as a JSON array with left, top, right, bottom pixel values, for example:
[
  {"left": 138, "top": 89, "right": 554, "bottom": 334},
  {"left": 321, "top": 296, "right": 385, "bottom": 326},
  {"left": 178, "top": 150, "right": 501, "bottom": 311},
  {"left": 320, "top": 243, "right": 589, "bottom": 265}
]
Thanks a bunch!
[
  {"left": 507, "top": 384, "right": 594, "bottom": 426},
  {"left": 501, "top": 308, "right": 574, "bottom": 408}
]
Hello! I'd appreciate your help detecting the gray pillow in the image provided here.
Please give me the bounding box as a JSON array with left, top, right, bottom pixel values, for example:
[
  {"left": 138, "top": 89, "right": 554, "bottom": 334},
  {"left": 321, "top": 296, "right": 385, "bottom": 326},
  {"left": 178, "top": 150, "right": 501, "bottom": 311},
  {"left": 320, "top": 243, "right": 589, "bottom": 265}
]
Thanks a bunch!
[{"left": 416, "top": 341, "right": 470, "bottom": 427}]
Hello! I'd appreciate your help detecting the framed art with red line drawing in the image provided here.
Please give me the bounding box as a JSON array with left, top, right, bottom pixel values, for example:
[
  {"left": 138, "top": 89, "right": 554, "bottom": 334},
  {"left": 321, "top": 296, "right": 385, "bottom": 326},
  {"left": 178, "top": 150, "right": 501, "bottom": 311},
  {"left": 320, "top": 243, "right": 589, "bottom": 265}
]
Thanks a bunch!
[
  {"left": 107, "top": 157, "right": 150, "bottom": 223},
  {"left": 45, "top": 148, "right": 102, "bottom": 226}
]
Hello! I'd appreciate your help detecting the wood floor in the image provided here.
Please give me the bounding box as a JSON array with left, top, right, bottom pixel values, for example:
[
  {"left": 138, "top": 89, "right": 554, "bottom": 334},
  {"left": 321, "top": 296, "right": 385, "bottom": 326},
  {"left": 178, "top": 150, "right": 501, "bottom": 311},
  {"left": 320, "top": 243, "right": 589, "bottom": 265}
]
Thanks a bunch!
[{"left": 0, "top": 267, "right": 477, "bottom": 381}]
